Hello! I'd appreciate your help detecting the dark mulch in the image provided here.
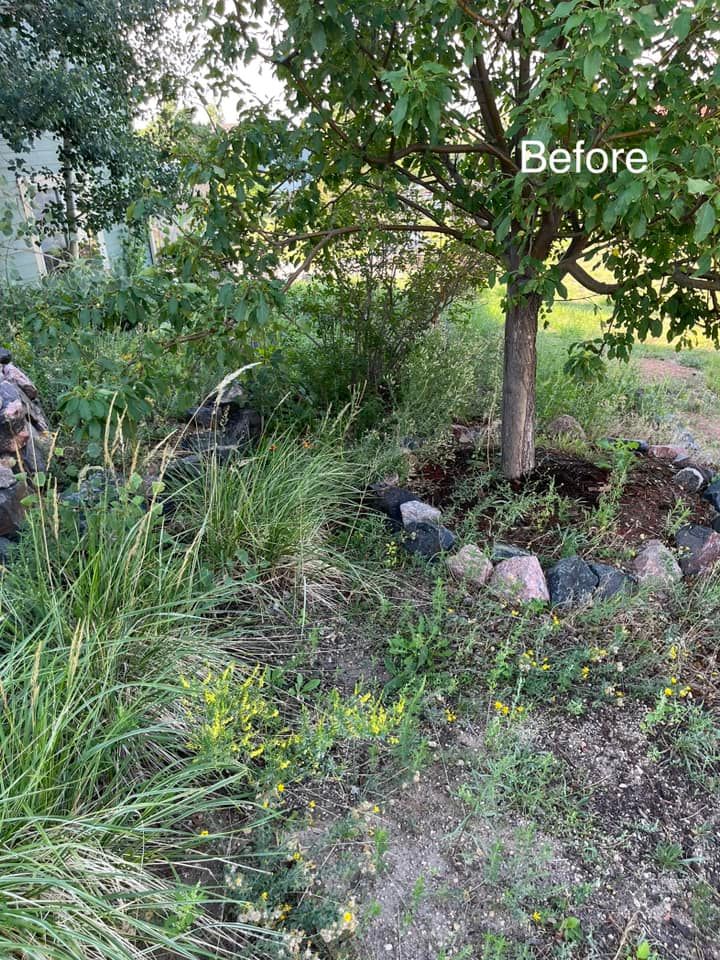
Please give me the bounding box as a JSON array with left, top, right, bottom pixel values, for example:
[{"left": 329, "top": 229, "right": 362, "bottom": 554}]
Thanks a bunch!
[{"left": 410, "top": 445, "right": 716, "bottom": 554}]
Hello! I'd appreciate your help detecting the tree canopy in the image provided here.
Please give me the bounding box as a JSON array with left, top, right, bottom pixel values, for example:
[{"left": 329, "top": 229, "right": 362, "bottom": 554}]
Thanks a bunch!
[
  {"left": 0, "top": 0, "right": 191, "bottom": 234},
  {"left": 191, "top": 0, "right": 720, "bottom": 477}
]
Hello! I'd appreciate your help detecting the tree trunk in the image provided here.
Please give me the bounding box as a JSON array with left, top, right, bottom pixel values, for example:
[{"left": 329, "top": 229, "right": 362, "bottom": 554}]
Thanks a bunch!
[{"left": 501, "top": 286, "right": 540, "bottom": 480}]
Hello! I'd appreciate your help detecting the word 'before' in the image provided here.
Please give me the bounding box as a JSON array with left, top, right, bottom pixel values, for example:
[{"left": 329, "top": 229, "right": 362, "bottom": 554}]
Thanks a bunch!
[{"left": 521, "top": 139, "right": 649, "bottom": 175}]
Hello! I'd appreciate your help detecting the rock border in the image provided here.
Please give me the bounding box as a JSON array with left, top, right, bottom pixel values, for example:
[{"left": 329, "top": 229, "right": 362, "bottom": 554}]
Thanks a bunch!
[{"left": 369, "top": 433, "right": 720, "bottom": 608}]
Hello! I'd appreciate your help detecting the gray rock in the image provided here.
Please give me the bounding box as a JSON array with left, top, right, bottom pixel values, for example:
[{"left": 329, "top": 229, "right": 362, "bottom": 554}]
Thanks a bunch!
[
  {"left": 181, "top": 405, "right": 262, "bottom": 452},
  {"left": 0, "top": 381, "right": 30, "bottom": 454},
  {"left": 368, "top": 485, "right": 418, "bottom": 526},
  {"left": 452, "top": 424, "right": 482, "bottom": 446},
  {"left": 702, "top": 478, "right": 720, "bottom": 512},
  {"left": 402, "top": 521, "right": 455, "bottom": 559},
  {"left": 1, "top": 362, "right": 38, "bottom": 400},
  {"left": 0, "top": 467, "right": 25, "bottom": 537},
  {"left": 22, "top": 423, "right": 52, "bottom": 475},
  {"left": 675, "top": 524, "right": 720, "bottom": 576},
  {"left": 0, "top": 364, "right": 51, "bottom": 473},
  {"left": 589, "top": 562, "right": 635, "bottom": 600},
  {"left": 630, "top": 539, "right": 682, "bottom": 589},
  {"left": 399, "top": 435, "right": 423, "bottom": 452},
  {"left": 0, "top": 535, "right": 15, "bottom": 564},
  {"left": 491, "top": 543, "right": 532, "bottom": 562},
  {"left": 59, "top": 470, "right": 120, "bottom": 510},
  {"left": 673, "top": 467, "right": 707, "bottom": 494},
  {"left": 400, "top": 500, "right": 441, "bottom": 527},
  {"left": 546, "top": 556, "right": 598, "bottom": 607},
  {"left": 546, "top": 414, "right": 586, "bottom": 441},
  {"left": 712, "top": 515, "right": 720, "bottom": 534},
  {"left": 446, "top": 544, "right": 493, "bottom": 587},
  {"left": 490, "top": 555, "right": 549, "bottom": 603}
]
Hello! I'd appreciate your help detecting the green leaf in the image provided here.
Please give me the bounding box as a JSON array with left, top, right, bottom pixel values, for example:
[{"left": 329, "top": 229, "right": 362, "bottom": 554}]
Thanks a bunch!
[
  {"left": 390, "top": 95, "right": 409, "bottom": 135},
  {"left": 687, "top": 178, "right": 713, "bottom": 196},
  {"left": 636, "top": 942, "right": 651, "bottom": 960},
  {"left": 694, "top": 201, "right": 716, "bottom": 243},
  {"left": 583, "top": 47, "right": 602, "bottom": 84},
  {"left": 519, "top": 7, "right": 535, "bottom": 34},
  {"left": 311, "top": 22, "right": 326, "bottom": 55},
  {"left": 672, "top": 9, "right": 692, "bottom": 41},
  {"left": 550, "top": 0, "right": 579, "bottom": 20}
]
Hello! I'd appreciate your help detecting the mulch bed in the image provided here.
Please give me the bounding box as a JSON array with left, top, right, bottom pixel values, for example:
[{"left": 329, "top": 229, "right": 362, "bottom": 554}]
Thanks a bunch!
[{"left": 411, "top": 445, "right": 716, "bottom": 554}]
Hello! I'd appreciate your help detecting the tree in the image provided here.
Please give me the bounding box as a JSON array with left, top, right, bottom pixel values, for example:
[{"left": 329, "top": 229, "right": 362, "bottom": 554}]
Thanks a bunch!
[
  {"left": 0, "top": 1, "right": 192, "bottom": 240},
  {"left": 197, "top": 0, "right": 720, "bottom": 478}
]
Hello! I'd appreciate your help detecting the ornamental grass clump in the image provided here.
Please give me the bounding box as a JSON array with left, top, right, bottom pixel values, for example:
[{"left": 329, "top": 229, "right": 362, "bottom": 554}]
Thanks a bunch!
[{"left": 0, "top": 482, "right": 272, "bottom": 957}]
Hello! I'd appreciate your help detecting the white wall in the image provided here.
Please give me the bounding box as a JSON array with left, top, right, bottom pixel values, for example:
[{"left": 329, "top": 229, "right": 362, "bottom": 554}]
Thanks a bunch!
[{"left": 0, "top": 133, "right": 62, "bottom": 284}]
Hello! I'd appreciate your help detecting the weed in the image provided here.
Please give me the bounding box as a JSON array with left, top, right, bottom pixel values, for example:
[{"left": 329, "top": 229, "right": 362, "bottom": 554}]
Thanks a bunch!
[
  {"left": 653, "top": 840, "right": 686, "bottom": 872},
  {"left": 642, "top": 697, "right": 720, "bottom": 783},
  {"left": 385, "top": 578, "right": 452, "bottom": 691},
  {"left": 458, "top": 717, "right": 589, "bottom": 829}
]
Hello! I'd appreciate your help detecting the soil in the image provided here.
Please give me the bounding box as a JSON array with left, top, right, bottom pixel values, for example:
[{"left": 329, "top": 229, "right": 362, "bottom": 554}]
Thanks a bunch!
[
  {"left": 297, "top": 705, "right": 720, "bottom": 960},
  {"left": 638, "top": 357, "right": 704, "bottom": 386},
  {"left": 410, "top": 446, "right": 716, "bottom": 559}
]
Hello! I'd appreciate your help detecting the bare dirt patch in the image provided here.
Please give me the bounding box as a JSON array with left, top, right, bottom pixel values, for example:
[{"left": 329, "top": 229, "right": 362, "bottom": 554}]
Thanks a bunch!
[{"left": 638, "top": 357, "right": 704, "bottom": 386}]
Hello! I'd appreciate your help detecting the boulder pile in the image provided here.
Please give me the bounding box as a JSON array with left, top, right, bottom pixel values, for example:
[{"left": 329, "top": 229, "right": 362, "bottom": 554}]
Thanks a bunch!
[{"left": 0, "top": 349, "right": 52, "bottom": 544}]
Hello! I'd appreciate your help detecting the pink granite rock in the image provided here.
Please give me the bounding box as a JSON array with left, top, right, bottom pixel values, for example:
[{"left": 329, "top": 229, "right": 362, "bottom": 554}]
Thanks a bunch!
[
  {"left": 1, "top": 362, "right": 38, "bottom": 400},
  {"left": 648, "top": 444, "right": 689, "bottom": 461},
  {"left": 446, "top": 544, "right": 493, "bottom": 587},
  {"left": 490, "top": 555, "right": 550, "bottom": 603},
  {"left": 631, "top": 539, "right": 682, "bottom": 588}
]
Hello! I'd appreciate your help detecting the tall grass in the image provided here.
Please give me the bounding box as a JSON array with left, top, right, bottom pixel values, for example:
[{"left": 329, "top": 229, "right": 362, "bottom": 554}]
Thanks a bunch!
[
  {"left": 170, "top": 428, "right": 362, "bottom": 577},
  {"left": 0, "top": 485, "right": 270, "bottom": 958}
]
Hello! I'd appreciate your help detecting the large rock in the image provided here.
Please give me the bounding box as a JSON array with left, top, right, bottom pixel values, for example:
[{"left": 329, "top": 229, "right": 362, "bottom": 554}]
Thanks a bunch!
[
  {"left": 648, "top": 444, "right": 690, "bottom": 461},
  {"left": 0, "top": 535, "right": 16, "bottom": 564},
  {"left": 675, "top": 524, "right": 720, "bottom": 576},
  {"left": 452, "top": 424, "right": 482, "bottom": 446},
  {"left": 546, "top": 556, "right": 598, "bottom": 607},
  {"left": 0, "top": 381, "right": 30, "bottom": 454},
  {"left": 400, "top": 500, "right": 441, "bottom": 527},
  {"left": 1, "top": 362, "right": 38, "bottom": 399},
  {"left": 490, "top": 555, "right": 549, "bottom": 604},
  {"left": 702, "top": 478, "right": 720, "bottom": 512},
  {"left": 446, "top": 544, "right": 493, "bottom": 587},
  {"left": 22, "top": 422, "right": 53, "bottom": 475},
  {"left": 546, "top": 414, "right": 586, "bottom": 441},
  {"left": 181, "top": 405, "right": 262, "bottom": 453},
  {"left": 0, "top": 466, "right": 25, "bottom": 536},
  {"left": 0, "top": 355, "right": 51, "bottom": 476},
  {"left": 673, "top": 467, "right": 708, "bottom": 494},
  {"left": 630, "top": 540, "right": 682, "bottom": 589},
  {"left": 589, "top": 562, "right": 635, "bottom": 600},
  {"left": 402, "top": 521, "right": 455, "bottom": 559},
  {"left": 368, "top": 485, "right": 418, "bottom": 527}
]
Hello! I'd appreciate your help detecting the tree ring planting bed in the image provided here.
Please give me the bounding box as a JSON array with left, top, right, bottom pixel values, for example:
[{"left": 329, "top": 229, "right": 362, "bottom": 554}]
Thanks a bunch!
[{"left": 410, "top": 444, "right": 716, "bottom": 556}]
